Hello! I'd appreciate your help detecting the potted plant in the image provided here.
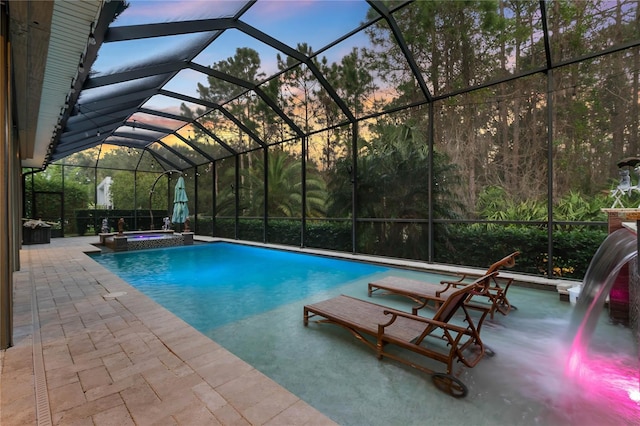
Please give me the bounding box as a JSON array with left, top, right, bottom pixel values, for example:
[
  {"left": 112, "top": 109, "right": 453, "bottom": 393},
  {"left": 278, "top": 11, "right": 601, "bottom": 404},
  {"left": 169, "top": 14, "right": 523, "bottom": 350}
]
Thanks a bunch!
[{"left": 22, "top": 219, "right": 52, "bottom": 244}]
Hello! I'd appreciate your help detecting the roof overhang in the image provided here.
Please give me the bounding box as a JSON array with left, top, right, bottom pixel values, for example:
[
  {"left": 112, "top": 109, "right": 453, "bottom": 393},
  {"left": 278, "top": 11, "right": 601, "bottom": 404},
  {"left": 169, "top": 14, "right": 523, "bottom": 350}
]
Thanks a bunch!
[{"left": 9, "top": 0, "right": 104, "bottom": 169}]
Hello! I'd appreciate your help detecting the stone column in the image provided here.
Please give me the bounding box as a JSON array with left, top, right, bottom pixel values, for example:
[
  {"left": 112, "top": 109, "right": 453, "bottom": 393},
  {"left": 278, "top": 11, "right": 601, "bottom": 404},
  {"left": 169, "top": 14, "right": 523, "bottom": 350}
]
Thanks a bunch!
[{"left": 601, "top": 209, "right": 638, "bottom": 325}]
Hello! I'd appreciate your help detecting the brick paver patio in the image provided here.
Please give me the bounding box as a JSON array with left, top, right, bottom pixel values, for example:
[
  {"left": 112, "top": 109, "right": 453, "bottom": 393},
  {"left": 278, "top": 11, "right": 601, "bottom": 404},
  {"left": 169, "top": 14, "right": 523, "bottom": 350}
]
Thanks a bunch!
[{"left": 1, "top": 237, "right": 335, "bottom": 425}]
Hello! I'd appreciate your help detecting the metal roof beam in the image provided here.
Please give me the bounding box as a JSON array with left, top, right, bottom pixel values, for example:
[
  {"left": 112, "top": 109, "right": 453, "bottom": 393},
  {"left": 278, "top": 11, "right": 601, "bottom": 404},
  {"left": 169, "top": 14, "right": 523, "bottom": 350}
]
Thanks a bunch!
[
  {"left": 51, "top": 140, "right": 102, "bottom": 160},
  {"left": 107, "top": 133, "right": 192, "bottom": 169},
  {"left": 137, "top": 107, "right": 191, "bottom": 123},
  {"left": 173, "top": 132, "right": 217, "bottom": 163},
  {"left": 105, "top": 18, "right": 354, "bottom": 123},
  {"left": 104, "top": 135, "right": 154, "bottom": 147},
  {"left": 217, "top": 106, "right": 266, "bottom": 148},
  {"left": 144, "top": 147, "right": 182, "bottom": 171},
  {"left": 154, "top": 140, "right": 196, "bottom": 167},
  {"left": 60, "top": 121, "right": 122, "bottom": 144},
  {"left": 72, "top": 100, "right": 142, "bottom": 118},
  {"left": 104, "top": 19, "right": 231, "bottom": 42},
  {"left": 75, "top": 87, "right": 158, "bottom": 111},
  {"left": 160, "top": 89, "right": 266, "bottom": 147},
  {"left": 83, "top": 62, "right": 183, "bottom": 89},
  {"left": 192, "top": 121, "right": 237, "bottom": 155},
  {"left": 126, "top": 115, "right": 215, "bottom": 161},
  {"left": 187, "top": 62, "right": 304, "bottom": 137},
  {"left": 65, "top": 107, "right": 139, "bottom": 135},
  {"left": 112, "top": 130, "right": 159, "bottom": 143},
  {"left": 159, "top": 89, "right": 218, "bottom": 109},
  {"left": 233, "top": 20, "right": 356, "bottom": 123},
  {"left": 369, "top": 1, "right": 432, "bottom": 102},
  {"left": 123, "top": 121, "right": 174, "bottom": 135},
  {"left": 107, "top": 140, "right": 150, "bottom": 149},
  {"left": 124, "top": 107, "right": 236, "bottom": 157}
]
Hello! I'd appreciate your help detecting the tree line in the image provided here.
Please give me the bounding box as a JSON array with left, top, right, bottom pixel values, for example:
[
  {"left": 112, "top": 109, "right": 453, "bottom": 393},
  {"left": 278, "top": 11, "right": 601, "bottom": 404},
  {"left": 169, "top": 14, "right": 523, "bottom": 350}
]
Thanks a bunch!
[{"left": 25, "top": 1, "right": 638, "bottom": 276}]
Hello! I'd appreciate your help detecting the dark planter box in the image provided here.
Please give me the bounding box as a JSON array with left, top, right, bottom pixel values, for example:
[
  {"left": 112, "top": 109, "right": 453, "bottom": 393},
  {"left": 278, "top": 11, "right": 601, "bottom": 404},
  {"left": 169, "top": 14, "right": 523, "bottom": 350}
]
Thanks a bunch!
[{"left": 23, "top": 227, "right": 51, "bottom": 245}]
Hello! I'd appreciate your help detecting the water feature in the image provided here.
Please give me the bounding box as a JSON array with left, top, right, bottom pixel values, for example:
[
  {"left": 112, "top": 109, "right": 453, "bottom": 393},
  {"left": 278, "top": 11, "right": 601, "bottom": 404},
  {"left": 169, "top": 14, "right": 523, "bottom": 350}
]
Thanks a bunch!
[
  {"left": 91, "top": 243, "right": 389, "bottom": 329},
  {"left": 564, "top": 227, "right": 640, "bottom": 414},
  {"left": 567, "top": 228, "right": 637, "bottom": 354},
  {"left": 100, "top": 230, "right": 190, "bottom": 251}
]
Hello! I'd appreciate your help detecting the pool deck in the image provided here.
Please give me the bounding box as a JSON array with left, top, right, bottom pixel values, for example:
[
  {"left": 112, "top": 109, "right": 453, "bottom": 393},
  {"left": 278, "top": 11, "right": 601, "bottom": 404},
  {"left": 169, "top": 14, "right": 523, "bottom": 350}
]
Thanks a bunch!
[
  {"left": 1, "top": 236, "right": 568, "bottom": 425},
  {"left": 1, "top": 236, "right": 336, "bottom": 425}
]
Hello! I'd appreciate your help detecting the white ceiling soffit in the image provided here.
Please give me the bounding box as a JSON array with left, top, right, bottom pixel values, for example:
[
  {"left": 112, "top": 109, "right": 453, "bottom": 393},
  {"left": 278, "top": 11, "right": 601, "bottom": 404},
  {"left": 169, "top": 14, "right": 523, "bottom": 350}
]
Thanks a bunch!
[{"left": 21, "top": 0, "right": 103, "bottom": 168}]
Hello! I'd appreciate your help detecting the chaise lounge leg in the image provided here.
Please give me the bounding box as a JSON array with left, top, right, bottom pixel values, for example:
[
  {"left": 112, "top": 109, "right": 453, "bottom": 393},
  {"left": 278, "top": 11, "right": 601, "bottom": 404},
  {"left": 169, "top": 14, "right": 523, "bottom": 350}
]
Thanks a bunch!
[
  {"left": 375, "top": 341, "right": 383, "bottom": 359},
  {"left": 431, "top": 373, "right": 468, "bottom": 398}
]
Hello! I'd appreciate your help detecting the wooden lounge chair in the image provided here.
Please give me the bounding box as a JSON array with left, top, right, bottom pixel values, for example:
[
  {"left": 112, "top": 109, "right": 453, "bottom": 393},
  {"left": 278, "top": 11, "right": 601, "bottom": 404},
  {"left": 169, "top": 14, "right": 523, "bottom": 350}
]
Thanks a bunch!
[
  {"left": 303, "top": 273, "right": 496, "bottom": 398},
  {"left": 368, "top": 251, "right": 519, "bottom": 318}
]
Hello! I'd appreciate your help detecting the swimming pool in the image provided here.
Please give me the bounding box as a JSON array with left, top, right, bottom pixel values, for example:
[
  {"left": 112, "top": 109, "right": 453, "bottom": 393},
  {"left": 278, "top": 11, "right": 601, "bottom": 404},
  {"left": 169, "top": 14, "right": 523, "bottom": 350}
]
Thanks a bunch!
[
  {"left": 91, "top": 242, "right": 389, "bottom": 330},
  {"left": 91, "top": 242, "right": 639, "bottom": 425}
]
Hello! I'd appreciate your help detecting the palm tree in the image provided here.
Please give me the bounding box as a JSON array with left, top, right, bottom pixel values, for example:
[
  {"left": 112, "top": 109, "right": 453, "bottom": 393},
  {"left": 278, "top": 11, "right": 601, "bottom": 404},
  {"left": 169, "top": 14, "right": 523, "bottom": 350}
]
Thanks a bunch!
[
  {"left": 326, "top": 121, "right": 460, "bottom": 258},
  {"left": 240, "top": 149, "right": 327, "bottom": 218}
]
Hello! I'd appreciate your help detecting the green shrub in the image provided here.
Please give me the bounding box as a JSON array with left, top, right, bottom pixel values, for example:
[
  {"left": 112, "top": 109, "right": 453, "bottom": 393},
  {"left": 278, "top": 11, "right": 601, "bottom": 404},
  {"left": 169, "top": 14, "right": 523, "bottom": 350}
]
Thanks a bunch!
[{"left": 210, "top": 217, "right": 607, "bottom": 279}]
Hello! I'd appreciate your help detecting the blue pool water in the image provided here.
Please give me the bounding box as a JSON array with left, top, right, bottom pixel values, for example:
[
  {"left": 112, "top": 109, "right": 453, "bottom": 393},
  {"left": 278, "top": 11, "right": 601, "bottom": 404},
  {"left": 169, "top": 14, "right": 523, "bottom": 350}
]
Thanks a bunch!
[
  {"left": 90, "top": 241, "right": 639, "bottom": 426},
  {"left": 91, "top": 242, "right": 388, "bottom": 332}
]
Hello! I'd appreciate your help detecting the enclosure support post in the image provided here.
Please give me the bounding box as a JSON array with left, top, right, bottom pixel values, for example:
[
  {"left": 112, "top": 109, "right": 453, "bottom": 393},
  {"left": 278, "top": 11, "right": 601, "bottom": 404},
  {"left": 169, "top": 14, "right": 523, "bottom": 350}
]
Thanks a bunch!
[
  {"left": 194, "top": 166, "right": 199, "bottom": 235},
  {"left": 546, "top": 69, "right": 554, "bottom": 278},
  {"left": 134, "top": 170, "right": 138, "bottom": 230},
  {"left": 212, "top": 162, "right": 217, "bottom": 237},
  {"left": 263, "top": 147, "right": 269, "bottom": 244},
  {"left": 428, "top": 102, "right": 435, "bottom": 263},
  {"left": 234, "top": 155, "right": 240, "bottom": 239},
  {"left": 149, "top": 169, "right": 181, "bottom": 230},
  {"left": 301, "top": 138, "right": 307, "bottom": 248},
  {"left": 0, "top": 4, "right": 13, "bottom": 349},
  {"left": 351, "top": 122, "right": 358, "bottom": 254}
]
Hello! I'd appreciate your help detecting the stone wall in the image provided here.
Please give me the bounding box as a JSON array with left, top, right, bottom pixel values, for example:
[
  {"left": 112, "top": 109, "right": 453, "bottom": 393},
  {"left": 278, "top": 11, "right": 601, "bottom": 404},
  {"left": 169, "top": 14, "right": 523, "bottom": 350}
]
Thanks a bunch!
[
  {"left": 602, "top": 209, "right": 639, "bottom": 337},
  {"left": 102, "top": 232, "right": 193, "bottom": 251},
  {"left": 127, "top": 235, "right": 184, "bottom": 251}
]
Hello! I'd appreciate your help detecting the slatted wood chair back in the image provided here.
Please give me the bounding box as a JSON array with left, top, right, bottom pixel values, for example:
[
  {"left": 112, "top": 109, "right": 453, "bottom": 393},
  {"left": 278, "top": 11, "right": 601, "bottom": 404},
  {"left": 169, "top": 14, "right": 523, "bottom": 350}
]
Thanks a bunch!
[
  {"left": 486, "top": 251, "right": 520, "bottom": 275},
  {"left": 433, "top": 272, "right": 498, "bottom": 323}
]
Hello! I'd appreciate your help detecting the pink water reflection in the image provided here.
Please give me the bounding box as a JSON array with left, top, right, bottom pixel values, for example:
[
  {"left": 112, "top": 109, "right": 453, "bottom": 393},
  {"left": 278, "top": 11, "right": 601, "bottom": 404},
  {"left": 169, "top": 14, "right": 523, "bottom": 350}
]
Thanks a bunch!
[
  {"left": 561, "top": 228, "right": 640, "bottom": 422},
  {"left": 565, "top": 345, "right": 640, "bottom": 421}
]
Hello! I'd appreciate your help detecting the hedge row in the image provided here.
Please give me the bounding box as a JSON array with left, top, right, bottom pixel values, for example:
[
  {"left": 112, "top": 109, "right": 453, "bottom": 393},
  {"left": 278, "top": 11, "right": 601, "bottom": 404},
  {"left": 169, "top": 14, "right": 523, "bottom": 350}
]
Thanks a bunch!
[
  {"left": 203, "top": 218, "right": 607, "bottom": 280},
  {"left": 76, "top": 212, "right": 607, "bottom": 279}
]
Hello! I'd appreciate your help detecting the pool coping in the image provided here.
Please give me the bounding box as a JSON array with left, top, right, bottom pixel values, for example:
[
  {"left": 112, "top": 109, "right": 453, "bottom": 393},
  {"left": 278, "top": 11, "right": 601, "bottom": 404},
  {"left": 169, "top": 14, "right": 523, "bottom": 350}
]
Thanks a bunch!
[{"left": 198, "top": 237, "right": 574, "bottom": 293}]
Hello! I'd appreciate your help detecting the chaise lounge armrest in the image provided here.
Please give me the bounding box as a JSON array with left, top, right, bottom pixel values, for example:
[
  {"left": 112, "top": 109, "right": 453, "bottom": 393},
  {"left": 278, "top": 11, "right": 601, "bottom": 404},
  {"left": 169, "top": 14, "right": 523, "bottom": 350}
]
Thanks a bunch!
[
  {"left": 440, "top": 274, "right": 513, "bottom": 292},
  {"left": 409, "top": 298, "right": 491, "bottom": 331},
  {"left": 378, "top": 307, "right": 486, "bottom": 369},
  {"left": 379, "top": 308, "right": 470, "bottom": 336}
]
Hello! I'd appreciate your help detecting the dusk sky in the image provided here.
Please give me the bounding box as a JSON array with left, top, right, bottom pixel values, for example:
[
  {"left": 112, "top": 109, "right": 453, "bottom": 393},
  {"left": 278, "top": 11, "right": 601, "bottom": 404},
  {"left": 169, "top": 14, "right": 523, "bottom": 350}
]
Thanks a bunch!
[
  {"left": 94, "top": 0, "right": 373, "bottom": 79},
  {"left": 89, "top": 0, "right": 377, "bottom": 117},
  {"left": 85, "top": 0, "right": 382, "bottom": 150}
]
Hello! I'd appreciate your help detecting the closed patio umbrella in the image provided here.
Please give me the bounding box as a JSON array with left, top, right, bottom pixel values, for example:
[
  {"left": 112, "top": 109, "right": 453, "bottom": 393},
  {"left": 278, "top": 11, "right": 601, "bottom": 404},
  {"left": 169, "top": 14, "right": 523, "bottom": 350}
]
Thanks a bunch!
[{"left": 171, "top": 176, "right": 189, "bottom": 230}]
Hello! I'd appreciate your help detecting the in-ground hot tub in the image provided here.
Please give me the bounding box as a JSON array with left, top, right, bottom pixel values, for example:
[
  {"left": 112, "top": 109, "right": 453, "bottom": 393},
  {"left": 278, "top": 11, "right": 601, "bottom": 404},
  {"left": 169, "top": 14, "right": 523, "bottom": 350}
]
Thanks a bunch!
[{"left": 99, "top": 230, "right": 193, "bottom": 251}]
